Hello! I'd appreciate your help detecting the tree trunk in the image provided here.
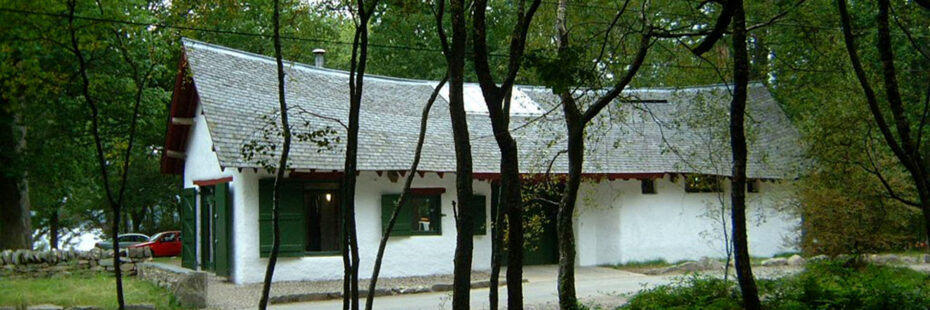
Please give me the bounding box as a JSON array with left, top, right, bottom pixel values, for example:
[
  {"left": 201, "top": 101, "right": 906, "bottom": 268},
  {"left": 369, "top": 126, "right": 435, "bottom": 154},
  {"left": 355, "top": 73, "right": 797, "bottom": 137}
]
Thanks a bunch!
[
  {"left": 557, "top": 112, "right": 583, "bottom": 309},
  {"left": 50, "top": 209, "right": 60, "bottom": 250},
  {"left": 489, "top": 180, "right": 503, "bottom": 310},
  {"left": 500, "top": 141, "right": 524, "bottom": 310},
  {"left": 729, "top": 1, "right": 761, "bottom": 308},
  {"left": 448, "top": 1, "right": 475, "bottom": 309},
  {"left": 0, "top": 104, "right": 32, "bottom": 250},
  {"left": 258, "top": 0, "right": 292, "bottom": 308}
]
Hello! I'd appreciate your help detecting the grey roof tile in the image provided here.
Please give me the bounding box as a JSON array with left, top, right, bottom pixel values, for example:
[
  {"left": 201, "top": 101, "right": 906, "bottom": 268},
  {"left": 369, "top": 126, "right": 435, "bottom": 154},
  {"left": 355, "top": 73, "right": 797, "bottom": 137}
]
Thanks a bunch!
[{"left": 182, "top": 38, "right": 804, "bottom": 179}]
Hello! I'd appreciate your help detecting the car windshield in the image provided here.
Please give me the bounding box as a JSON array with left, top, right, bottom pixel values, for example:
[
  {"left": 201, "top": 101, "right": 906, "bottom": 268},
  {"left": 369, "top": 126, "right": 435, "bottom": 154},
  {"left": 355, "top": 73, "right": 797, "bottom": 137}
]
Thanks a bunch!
[{"left": 148, "top": 233, "right": 165, "bottom": 242}]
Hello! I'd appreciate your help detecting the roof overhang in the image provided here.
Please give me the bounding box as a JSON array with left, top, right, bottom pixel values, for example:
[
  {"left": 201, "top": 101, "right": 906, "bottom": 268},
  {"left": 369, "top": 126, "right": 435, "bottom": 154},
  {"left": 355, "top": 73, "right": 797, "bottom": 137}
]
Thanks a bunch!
[{"left": 160, "top": 51, "right": 198, "bottom": 175}]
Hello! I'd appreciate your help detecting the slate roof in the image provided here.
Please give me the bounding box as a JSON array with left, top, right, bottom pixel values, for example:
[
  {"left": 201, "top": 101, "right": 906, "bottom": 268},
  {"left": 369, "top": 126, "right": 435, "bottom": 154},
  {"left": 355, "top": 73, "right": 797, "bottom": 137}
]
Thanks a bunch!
[{"left": 180, "top": 38, "right": 803, "bottom": 179}]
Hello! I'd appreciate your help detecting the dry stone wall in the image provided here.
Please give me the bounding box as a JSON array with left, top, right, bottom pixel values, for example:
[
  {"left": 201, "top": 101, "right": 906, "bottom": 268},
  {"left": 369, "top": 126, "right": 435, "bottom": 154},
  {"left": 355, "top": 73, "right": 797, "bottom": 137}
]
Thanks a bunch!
[{"left": 0, "top": 248, "right": 154, "bottom": 278}]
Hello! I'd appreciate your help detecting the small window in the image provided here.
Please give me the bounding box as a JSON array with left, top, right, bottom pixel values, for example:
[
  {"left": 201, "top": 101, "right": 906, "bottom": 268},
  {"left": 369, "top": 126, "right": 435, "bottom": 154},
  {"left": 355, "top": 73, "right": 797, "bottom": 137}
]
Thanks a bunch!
[
  {"left": 381, "top": 192, "right": 442, "bottom": 236},
  {"left": 685, "top": 174, "right": 723, "bottom": 193},
  {"left": 641, "top": 179, "right": 657, "bottom": 194},
  {"left": 747, "top": 180, "right": 761, "bottom": 193}
]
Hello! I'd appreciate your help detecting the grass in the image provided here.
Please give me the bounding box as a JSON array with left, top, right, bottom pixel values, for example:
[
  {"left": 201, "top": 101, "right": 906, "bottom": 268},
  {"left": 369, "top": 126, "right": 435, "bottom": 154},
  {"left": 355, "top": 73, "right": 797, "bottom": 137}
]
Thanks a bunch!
[{"left": 0, "top": 269, "right": 189, "bottom": 310}]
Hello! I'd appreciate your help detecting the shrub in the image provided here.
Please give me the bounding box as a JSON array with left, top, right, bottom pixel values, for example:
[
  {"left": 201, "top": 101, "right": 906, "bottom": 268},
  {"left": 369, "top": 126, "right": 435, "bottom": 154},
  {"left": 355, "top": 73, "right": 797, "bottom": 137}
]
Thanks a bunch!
[
  {"left": 764, "top": 261, "right": 930, "bottom": 310},
  {"left": 620, "top": 275, "right": 742, "bottom": 310},
  {"left": 620, "top": 261, "right": 930, "bottom": 310}
]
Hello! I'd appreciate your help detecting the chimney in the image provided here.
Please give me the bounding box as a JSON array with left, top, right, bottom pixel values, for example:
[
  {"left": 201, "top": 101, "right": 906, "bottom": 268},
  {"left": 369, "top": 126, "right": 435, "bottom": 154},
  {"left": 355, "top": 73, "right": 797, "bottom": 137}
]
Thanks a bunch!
[{"left": 313, "top": 48, "right": 326, "bottom": 68}]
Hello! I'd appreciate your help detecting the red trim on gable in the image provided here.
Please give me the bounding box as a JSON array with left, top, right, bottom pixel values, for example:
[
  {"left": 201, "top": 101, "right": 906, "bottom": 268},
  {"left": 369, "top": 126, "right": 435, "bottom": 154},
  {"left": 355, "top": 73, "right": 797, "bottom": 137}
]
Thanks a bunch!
[
  {"left": 161, "top": 51, "right": 200, "bottom": 175},
  {"left": 410, "top": 188, "right": 446, "bottom": 195},
  {"left": 193, "top": 176, "right": 233, "bottom": 186}
]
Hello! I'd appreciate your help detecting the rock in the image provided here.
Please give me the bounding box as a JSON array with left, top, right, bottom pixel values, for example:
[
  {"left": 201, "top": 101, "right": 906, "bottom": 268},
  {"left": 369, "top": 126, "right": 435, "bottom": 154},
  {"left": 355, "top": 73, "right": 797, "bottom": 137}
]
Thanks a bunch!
[
  {"left": 1, "top": 249, "right": 11, "bottom": 264},
  {"left": 90, "top": 266, "right": 104, "bottom": 272},
  {"left": 120, "top": 263, "right": 135, "bottom": 272},
  {"left": 143, "top": 247, "right": 153, "bottom": 258},
  {"left": 872, "top": 254, "right": 902, "bottom": 265},
  {"left": 901, "top": 256, "right": 918, "bottom": 264},
  {"left": 698, "top": 257, "right": 725, "bottom": 270},
  {"left": 0, "top": 306, "right": 16, "bottom": 310},
  {"left": 787, "top": 254, "right": 806, "bottom": 266},
  {"left": 27, "top": 305, "right": 63, "bottom": 310},
  {"left": 430, "top": 283, "right": 454, "bottom": 291},
  {"left": 98, "top": 257, "right": 132, "bottom": 267},
  {"left": 124, "top": 304, "right": 155, "bottom": 310},
  {"left": 761, "top": 257, "right": 788, "bottom": 266},
  {"left": 66, "top": 306, "right": 102, "bottom": 310},
  {"left": 809, "top": 254, "right": 829, "bottom": 262},
  {"left": 11, "top": 250, "right": 22, "bottom": 265},
  {"left": 922, "top": 254, "right": 930, "bottom": 264},
  {"left": 398, "top": 286, "right": 430, "bottom": 294}
]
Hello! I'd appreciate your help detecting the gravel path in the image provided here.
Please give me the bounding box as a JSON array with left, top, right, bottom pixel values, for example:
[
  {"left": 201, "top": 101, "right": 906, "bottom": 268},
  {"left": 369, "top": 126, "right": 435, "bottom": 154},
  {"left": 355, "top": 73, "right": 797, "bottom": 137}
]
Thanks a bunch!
[{"left": 207, "top": 271, "right": 491, "bottom": 309}]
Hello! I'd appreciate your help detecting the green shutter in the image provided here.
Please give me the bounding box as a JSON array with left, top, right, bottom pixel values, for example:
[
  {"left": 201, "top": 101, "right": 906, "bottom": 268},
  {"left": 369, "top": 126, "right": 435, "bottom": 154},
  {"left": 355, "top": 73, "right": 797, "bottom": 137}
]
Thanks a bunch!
[
  {"left": 214, "top": 183, "right": 231, "bottom": 276},
  {"left": 381, "top": 194, "right": 414, "bottom": 236},
  {"left": 259, "top": 179, "right": 307, "bottom": 257},
  {"left": 471, "top": 195, "right": 487, "bottom": 235},
  {"left": 180, "top": 188, "right": 197, "bottom": 269}
]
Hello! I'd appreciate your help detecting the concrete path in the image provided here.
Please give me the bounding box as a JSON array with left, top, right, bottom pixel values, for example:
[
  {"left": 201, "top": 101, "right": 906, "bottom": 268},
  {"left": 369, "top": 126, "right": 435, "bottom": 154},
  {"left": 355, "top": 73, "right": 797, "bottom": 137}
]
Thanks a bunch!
[{"left": 271, "top": 266, "right": 677, "bottom": 310}]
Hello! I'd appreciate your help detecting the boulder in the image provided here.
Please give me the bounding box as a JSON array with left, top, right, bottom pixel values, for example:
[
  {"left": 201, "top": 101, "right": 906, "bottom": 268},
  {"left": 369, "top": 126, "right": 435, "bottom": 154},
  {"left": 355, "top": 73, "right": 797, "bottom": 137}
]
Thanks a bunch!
[
  {"left": 1, "top": 250, "right": 11, "bottom": 264},
  {"left": 787, "top": 254, "right": 806, "bottom": 266},
  {"left": 761, "top": 257, "right": 788, "bottom": 266},
  {"left": 119, "top": 263, "right": 135, "bottom": 272}
]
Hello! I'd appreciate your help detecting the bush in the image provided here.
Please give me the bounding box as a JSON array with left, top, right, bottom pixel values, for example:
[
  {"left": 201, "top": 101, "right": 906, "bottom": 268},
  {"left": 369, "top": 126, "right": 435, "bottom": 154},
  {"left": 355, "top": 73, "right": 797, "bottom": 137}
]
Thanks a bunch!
[
  {"left": 620, "top": 261, "right": 930, "bottom": 310},
  {"left": 764, "top": 261, "right": 930, "bottom": 309},
  {"left": 620, "top": 275, "right": 742, "bottom": 310}
]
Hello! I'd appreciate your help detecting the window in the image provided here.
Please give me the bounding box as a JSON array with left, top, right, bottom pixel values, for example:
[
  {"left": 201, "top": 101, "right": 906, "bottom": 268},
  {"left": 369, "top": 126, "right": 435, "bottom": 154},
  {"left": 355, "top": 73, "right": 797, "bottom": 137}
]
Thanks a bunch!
[
  {"left": 305, "top": 185, "right": 341, "bottom": 252},
  {"left": 641, "top": 179, "right": 657, "bottom": 194},
  {"left": 747, "top": 180, "right": 759, "bottom": 193},
  {"left": 381, "top": 192, "right": 442, "bottom": 236},
  {"left": 684, "top": 174, "right": 723, "bottom": 193},
  {"left": 258, "top": 179, "right": 342, "bottom": 257}
]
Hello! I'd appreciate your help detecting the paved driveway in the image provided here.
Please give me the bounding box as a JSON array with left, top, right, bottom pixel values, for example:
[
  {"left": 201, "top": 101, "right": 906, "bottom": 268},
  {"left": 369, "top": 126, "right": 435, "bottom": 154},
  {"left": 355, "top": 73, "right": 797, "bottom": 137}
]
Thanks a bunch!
[{"left": 272, "top": 265, "right": 677, "bottom": 310}]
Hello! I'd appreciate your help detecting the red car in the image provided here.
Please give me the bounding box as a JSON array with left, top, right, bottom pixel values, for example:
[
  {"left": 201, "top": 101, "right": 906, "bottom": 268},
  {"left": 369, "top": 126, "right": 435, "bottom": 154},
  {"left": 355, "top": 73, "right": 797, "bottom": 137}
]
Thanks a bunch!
[{"left": 130, "top": 231, "right": 181, "bottom": 257}]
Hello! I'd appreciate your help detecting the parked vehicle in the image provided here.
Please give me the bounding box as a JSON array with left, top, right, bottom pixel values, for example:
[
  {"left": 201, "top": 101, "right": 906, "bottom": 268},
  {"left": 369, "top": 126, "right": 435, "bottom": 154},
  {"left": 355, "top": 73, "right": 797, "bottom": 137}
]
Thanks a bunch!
[
  {"left": 129, "top": 231, "right": 181, "bottom": 257},
  {"left": 95, "top": 233, "right": 150, "bottom": 249}
]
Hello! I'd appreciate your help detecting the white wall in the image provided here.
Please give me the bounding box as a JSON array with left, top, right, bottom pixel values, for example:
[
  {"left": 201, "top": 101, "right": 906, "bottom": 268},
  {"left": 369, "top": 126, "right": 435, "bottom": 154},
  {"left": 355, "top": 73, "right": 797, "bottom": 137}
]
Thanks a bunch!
[
  {"left": 182, "top": 105, "right": 241, "bottom": 277},
  {"left": 231, "top": 171, "right": 494, "bottom": 284},
  {"left": 575, "top": 175, "right": 800, "bottom": 266}
]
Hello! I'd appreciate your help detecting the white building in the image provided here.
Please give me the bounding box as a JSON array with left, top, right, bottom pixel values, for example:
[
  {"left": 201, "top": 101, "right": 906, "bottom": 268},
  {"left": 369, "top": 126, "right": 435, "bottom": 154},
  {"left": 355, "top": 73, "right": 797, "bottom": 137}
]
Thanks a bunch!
[{"left": 161, "top": 39, "right": 803, "bottom": 284}]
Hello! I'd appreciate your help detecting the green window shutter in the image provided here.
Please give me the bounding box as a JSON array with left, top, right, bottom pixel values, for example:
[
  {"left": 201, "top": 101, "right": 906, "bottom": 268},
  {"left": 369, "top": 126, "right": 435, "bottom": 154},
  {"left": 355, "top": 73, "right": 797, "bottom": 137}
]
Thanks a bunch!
[
  {"left": 471, "top": 195, "right": 487, "bottom": 235},
  {"left": 381, "top": 194, "right": 414, "bottom": 236},
  {"left": 259, "top": 179, "right": 307, "bottom": 257}
]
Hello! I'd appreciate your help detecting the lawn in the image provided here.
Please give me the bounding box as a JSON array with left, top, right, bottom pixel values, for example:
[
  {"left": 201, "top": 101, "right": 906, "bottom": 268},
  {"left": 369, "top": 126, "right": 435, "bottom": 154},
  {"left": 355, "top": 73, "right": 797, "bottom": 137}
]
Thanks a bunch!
[{"left": 0, "top": 270, "right": 189, "bottom": 310}]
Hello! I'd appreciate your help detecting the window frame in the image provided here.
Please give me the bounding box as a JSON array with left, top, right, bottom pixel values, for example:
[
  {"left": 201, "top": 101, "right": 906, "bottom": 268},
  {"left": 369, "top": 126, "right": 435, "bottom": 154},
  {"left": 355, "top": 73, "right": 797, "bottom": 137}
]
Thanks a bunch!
[
  {"left": 302, "top": 182, "right": 343, "bottom": 256},
  {"left": 401, "top": 193, "right": 443, "bottom": 236}
]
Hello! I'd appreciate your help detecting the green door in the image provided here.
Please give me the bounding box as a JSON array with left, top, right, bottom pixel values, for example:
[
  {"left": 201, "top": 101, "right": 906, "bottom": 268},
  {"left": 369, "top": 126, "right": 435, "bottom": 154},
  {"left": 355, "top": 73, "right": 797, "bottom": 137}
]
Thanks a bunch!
[
  {"left": 181, "top": 188, "right": 197, "bottom": 269},
  {"left": 200, "top": 187, "right": 214, "bottom": 271},
  {"left": 494, "top": 182, "right": 559, "bottom": 266},
  {"left": 213, "top": 183, "right": 231, "bottom": 277}
]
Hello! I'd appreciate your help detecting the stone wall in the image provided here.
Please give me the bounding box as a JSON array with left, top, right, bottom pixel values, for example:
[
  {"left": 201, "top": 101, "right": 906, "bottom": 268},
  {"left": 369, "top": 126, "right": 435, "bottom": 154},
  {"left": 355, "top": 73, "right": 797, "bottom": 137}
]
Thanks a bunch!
[
  {"left": 137, "top": 262, "right": 207, "bottom": 308},
  {"left": 0, "top": 248, "right": 154, "bottom": 278}
]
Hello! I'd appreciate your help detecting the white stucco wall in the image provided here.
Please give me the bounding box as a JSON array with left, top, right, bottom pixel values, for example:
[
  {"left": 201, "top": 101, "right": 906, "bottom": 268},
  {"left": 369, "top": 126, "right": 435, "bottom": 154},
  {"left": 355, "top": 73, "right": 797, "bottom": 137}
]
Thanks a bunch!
[
  {"left": 231, "top": 171, "right": 493, "bottom": 284},
  {"left": 575, "top": 175, "right": 800, "bottom": 266},
  {"left": 181, "top": 105, "right": 241, "bottom": 277}
]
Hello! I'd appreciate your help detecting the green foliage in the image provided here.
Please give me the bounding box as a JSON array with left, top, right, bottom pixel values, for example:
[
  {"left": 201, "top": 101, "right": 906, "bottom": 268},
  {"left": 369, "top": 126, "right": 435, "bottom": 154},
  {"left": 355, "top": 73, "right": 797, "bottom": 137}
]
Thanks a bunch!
[
  {"left": 621, "top": 275, "right": 743, "bottom": 310},
  {"left": 621, "top": 261, "right": 930, "bottom": 310},
  {"left": 764, "top": 261, "right": 930, "bottom": 310}
]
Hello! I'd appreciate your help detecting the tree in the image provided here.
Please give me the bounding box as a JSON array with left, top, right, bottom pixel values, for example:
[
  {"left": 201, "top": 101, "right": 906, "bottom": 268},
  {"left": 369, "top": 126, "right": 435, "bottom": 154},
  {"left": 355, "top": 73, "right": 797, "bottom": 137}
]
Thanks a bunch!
[
  {"left": 547, "top": 0, "right": 652, "bottom": 307},
  {"left": 342, "top": 1, "right": 380, "bottom": 309},
  {"left": 65, "top": 0, "right": 164, "bottom": 306},
  {"left": 836, "top": 0, "right": 930, "bottom": 251},
  {"left": 257, "top": 0, "right": 293, "bottom": 308},
  {"left": 470, "top": 1, "right": 543, "bottom": 309}
]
